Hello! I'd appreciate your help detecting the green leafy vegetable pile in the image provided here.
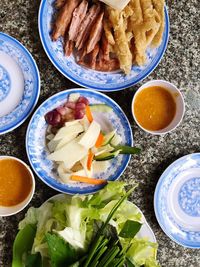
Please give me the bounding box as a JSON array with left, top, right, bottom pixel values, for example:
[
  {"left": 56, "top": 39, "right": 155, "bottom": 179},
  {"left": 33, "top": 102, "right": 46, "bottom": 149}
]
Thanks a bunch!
[{"left": 12, "top": 182, "right": 159, "bottom": 267}]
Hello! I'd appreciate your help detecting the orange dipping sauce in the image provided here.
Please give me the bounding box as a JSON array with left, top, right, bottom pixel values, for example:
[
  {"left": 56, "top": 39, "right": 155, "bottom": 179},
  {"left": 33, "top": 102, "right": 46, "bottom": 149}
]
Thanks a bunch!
[
  {"left": 0, "top": 159, "right": 32, "bottom": 206},
  {"left": 133, "top": 86, "right": 176, "bottom": 131}
]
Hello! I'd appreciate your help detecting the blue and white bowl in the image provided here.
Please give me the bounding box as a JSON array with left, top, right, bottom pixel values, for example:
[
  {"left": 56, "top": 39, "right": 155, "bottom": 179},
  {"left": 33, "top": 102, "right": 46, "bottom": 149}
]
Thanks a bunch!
[
  {"left": 0, "top": 32, "right": 40, "bottom": 135},
  {"left": 38, "top": 1, "right": 169, "bottom": 91},
  {"left": 154, "top": 153, "right": 200, "bottom": 248},
  {"left": 26, "top": 88, "right": 133, "bottom": 195}
]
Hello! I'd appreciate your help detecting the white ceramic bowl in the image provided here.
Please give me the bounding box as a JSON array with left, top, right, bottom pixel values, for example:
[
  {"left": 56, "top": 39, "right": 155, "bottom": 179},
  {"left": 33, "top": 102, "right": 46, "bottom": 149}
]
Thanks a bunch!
[
  {"left": 0, "top": 156, "right": 35, "bottom": 217},
  {"left": 132, "top": 80, "right": 185, "bottom": 135}
]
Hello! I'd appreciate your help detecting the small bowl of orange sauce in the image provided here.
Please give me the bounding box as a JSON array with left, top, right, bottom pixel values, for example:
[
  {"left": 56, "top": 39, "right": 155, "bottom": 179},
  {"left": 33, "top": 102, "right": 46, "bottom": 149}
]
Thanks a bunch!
[
  {"left": 132, "top": 80, "right": 185, "bottom": 135},
  {"left": 0, "top": 156, "right": 35, "bottom": 216}
]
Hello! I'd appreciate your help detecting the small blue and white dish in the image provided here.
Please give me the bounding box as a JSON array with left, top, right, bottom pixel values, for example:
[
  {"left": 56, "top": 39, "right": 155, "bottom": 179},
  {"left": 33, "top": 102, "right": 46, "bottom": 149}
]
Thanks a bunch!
[
  {"left": 26, "top": 88, "right": 133, "bottom": 195},
  {"left": 154, "top": 153, "right": 200, "bottom": 248},
  {"left": 38, "top": 0, "right": 169, "bottom": 92},
  {"left": 0, "top": 32, "right": 40, "bottom": 135}
]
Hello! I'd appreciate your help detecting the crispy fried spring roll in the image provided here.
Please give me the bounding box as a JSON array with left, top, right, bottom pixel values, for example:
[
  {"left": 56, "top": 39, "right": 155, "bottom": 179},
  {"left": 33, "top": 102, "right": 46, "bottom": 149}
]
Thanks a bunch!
[
  {"left": 103, "top": 17, "right": 115, "bottom": 45},
  {"left": 129, "top": 0, "right": 160, "bottom": 65},
  {"left": 151, "top": 0, "right": 165, "bottom": 46},
  {"left": 140, "top": 0, "right": 160, "bottom": 45},
  {"left": 108, "top": 7, "right": 132, "bottom": 74},
  {"left": 129, "top": 0, "right": 143, "bottom": 25},
  {"left": 52, "top": 0, "right": 80, "bottom": 41}
]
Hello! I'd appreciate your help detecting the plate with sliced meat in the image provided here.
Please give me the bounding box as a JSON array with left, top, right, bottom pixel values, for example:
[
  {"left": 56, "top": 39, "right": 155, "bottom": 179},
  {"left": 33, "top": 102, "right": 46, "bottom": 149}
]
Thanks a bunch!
[{"left": 39, "top": 0, "right": 169, "bottom": 91}]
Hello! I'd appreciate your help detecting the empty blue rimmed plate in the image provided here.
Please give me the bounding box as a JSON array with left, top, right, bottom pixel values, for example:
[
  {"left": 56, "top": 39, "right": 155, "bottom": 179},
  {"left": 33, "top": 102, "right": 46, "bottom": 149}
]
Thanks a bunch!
[
  {"left": 38, "top": 1, "right": 169, "bottom": 91},
  {"left": 154, "top": 153, "right": 200, "bottom": 248},
  {"left": 0, "top": 32, "right": 40, "bottom": 135},
  {"left": 26, "top": 88, "right": 133, "bottom": 195}
]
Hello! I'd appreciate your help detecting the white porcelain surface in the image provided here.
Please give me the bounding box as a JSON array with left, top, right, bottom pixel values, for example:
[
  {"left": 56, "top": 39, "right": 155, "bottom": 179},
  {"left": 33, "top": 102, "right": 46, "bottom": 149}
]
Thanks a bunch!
[
  {"left": 154, "top": 153, "right": 200, "bottom": 248},
  {"left": 0, "top": 52, "right": 24, "bottom": 117},
  {"left": 0, "top": 32, "right": 40, "bottom": 135},
  {"left": 168, "top": 168, "right": 200, "bottom": 231},
  {"left": 132, "top": 80, "right": 185, "bottom": 135},
  {"left": 0, "top": 156, "right": 35, "bottom": 217}
]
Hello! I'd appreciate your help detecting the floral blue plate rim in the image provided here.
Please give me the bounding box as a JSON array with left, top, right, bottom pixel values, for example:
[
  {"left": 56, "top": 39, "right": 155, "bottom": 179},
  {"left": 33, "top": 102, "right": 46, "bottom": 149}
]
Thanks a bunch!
[
  {"left": 38, "top": 1, "right": 169, "bottom": 92},
  {"left": 154, "top": 153, "right": 200, "bottom": 248},
  {"left": 26, "top": 88, "right": 133, "bottom": 195},
  {"left": 0, "top": 32, "right": 40, "bottom": 135}
]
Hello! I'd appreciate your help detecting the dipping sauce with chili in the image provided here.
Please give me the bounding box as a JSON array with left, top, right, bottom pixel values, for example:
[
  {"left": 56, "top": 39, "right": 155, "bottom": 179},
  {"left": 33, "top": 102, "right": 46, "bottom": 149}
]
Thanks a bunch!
[
  {"left": 0, "top": 158, "right": 33, "bottom": 206},
  {"left": 133, "top": 86, "right": 176, "bottom": 131}
]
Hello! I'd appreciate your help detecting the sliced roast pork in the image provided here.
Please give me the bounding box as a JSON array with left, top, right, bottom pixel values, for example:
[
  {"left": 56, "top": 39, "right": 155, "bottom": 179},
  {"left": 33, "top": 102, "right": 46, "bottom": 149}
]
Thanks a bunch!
[
  {"left": 86, "top": 11, "right": 104, "bottom": 54},
  {"left": 64, "top": 38, "right": 74, "bottom": 56},
  {"left": 55, "top": 0, "right": 67, "bottom": 9},
  {"left": 101, "top": 34, "right": 110, "bottom": 61},
  {"left": 89, "top": 44, "right": 100, "bottom": 69},
  {"left": 52, "top": 0, "right": 81, "bottom": 41},
  {"left": 75, "top": 3, "right": 101, "bottom": 50},
  {"left": 68, "top": 0, "right": 88, "bottom": 41}
]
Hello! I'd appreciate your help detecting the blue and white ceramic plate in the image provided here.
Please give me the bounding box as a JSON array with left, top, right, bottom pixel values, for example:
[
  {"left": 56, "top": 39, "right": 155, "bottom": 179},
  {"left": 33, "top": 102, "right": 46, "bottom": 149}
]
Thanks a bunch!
[
  {"left": 0, "top": 32, "right": 40, "bottom": 135},
  {"left": 26, "top": 88, "right": 133, "bottom": 195},
  {"left": 154, "top": 153, "right": 200, "bottom": 248},
  {"left": 38, "top": 1, "right": 169, "bottom": 91}
]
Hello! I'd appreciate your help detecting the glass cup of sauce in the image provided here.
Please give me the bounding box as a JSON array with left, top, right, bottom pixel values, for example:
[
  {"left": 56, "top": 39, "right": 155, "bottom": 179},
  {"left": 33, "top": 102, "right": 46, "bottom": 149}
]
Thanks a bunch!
[
  {"left": 0, "top": 156, "right": 35, "bottom": 216},
  {"left": 132, "top": 80, "right": 185, "bottom": 135}
]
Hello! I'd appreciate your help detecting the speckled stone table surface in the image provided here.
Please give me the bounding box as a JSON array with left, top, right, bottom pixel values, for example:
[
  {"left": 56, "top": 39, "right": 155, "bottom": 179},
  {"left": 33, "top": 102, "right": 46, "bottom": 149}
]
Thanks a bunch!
[{"left": 0, "top": 0, "right": 200, "bottom": 266}]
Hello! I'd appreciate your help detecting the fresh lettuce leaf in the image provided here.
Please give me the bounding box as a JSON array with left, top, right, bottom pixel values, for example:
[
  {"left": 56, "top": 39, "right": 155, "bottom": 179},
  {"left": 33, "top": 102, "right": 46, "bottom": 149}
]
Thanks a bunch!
[
  {"left": 34, "top": 242, "right": 49, "bottom": 258},
  {"left": 66, "top": 196, "right": 84, "bottom": 230},
  {"left": 24, "top": 252, "right": 42, "bottom": 267},
  {"left": 125, "top": 238, "right": 158, "bottom": 266},
  {"left": 145, "top": 258, "right": 160, "bottom": 267},
  {"left": 86, "top": 181, "right": 127, "bottom": 206},
  {"left": 55, "top": 196, "right": 97, "bottom": 251},
  {"left": 114, "top": 201, "right": 142, "bottom": 224},
  {"left": 97, "top": 200, "right": 141, "bottom": 232},
  {"left": 126, "top": 257, "right": 139, "bottom": 267},
  {"left": 15, "top": 182, "right": 159, "bottom": 267},
  {"left": 18, "top": 208, "right": 38, "bottom": 230},
  {"left": 119, "top": 220, "right": 142, "bottom": 239},
  {"left": 32, "top": 202, "right": 53, "bottom": 254},
  {"left": 52, "top": 201, "right": 67, "bottom": 227},
  {"left": 12, "top": 224, "right": 36, "bottom": 267},
  {"left": 56, "top": 227, "right": 86, "bottom": 250},
  {"left": 45, "top": 233, "right": 77, "bottom": 267}
]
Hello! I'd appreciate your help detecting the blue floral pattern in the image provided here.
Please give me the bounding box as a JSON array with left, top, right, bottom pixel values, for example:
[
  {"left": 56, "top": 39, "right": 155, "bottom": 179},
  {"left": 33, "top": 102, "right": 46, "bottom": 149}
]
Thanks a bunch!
[
  {"left": 0, "top": 33, "right": 40, "bottom": 134},
  {"left": 38, "top": 1, "right": 169, "bottom": 91},
  {"left": 178, "top": 177, "right": 200, "bottom": 217},
  {"left": 0, "top": 65, "right": 11, "bottom": 102},
  {"left": 154, "top": 153, "right": 200, "bottom": 248},
  {"left": 26, "top": 89, "right": 133, "bottom": 195}
]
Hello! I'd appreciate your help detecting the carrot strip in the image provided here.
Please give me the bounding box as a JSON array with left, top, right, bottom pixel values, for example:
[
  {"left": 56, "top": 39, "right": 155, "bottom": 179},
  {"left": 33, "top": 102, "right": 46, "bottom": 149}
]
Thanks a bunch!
[
  {"left": 95, "top": 132, "right": 104, "bottom": 148},
  {"left": 70, "top": 175, "right": 107, "bottom": 185},
  {"left": 85, "top": 105, "right": 93, "bottom": 123},
  {"left": 87, "top": 149, "right": 94, "bottom": 170}
]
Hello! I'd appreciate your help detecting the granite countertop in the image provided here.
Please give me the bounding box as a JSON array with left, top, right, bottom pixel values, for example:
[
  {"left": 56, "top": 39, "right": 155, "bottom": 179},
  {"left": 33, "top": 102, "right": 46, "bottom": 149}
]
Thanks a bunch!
[{"left": 0, "top": 0, "right": 200, "bottom": 266}]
